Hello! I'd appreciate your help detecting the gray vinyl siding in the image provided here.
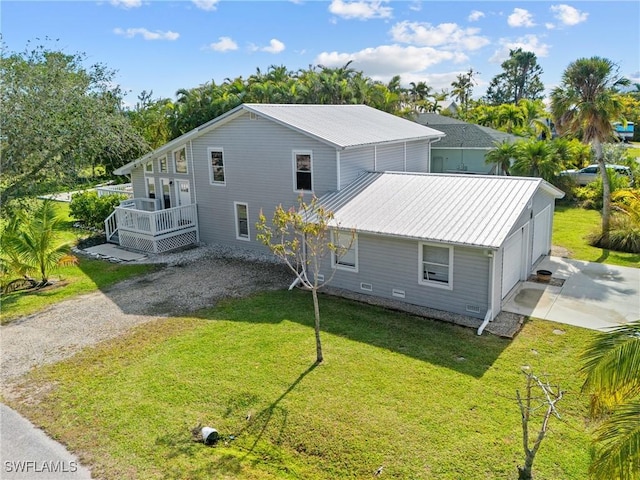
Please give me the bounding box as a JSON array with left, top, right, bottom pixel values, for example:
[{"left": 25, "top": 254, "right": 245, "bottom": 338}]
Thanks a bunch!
[
  {"left": 189, "top": 111, "right": 338, "bottom": 248},
  {"left": 340, "top": 146, "right": 375, "bottom": 187},
  {"left": 322, "top": 233, "right": 490, "bottom": 319},
  {"left": 405, "top": 141, "right": 430, "bottom": 172},
  {"left": 131, "top": 167, "right": 146, "bottom": 198},
  {"left": 375, "top": 143, "right": 405, "bottom": 171}
]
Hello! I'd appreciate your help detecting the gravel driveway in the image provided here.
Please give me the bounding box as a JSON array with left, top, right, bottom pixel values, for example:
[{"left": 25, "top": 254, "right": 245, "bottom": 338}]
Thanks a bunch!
[{"left": 0, "top": 245, "right": 292, "bottom": 389}]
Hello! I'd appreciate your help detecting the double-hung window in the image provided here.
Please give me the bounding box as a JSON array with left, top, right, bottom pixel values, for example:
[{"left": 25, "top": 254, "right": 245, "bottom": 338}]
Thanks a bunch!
[
  {"left": 419, "top": 243, "right": 453, "bottom": 289},
  {"left": 294, "top": 151, "right": 312, "bottom": 192},
  {"left": 174, "top": 147, "right": 187, "bottom": 174},
  {"left": 209, "top": 148, "right": 225, "bottom": 184},
  {"left": 332, "top": 231, "right": 357, "bottom": 272},
  {"left": 235, "top": 202, "right": 249, "bottom": 240}
]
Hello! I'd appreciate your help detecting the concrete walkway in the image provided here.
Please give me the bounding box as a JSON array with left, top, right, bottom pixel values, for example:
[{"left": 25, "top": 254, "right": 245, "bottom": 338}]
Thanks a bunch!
[
  {"left": 0, "top": 404, "right": 92, "bottom": 479},
  {"left": 503, "top": 256, "right": 640, "bottom": 331}
]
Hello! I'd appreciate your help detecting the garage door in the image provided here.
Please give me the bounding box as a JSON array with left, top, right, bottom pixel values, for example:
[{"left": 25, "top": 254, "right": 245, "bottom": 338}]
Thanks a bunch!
[
  {"left": 532, "top": 206, "right": 551, "bottom": 265},
  {"left": 502, "top": 229, "right": 523, "bottom": 298}
]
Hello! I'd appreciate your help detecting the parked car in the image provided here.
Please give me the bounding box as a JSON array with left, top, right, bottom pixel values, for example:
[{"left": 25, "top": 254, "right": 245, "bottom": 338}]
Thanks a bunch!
[{"left": 559, "top": 164, "right": 633, "bottom": 186}]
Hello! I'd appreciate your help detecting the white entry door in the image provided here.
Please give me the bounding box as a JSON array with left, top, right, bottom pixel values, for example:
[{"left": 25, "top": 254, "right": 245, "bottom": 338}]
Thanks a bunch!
[
  {"left": 176, "top": 180, "right": 191, "bottom": 206},
  {"left": 502, "top": 229, "right": 524, "bottom": 298}
]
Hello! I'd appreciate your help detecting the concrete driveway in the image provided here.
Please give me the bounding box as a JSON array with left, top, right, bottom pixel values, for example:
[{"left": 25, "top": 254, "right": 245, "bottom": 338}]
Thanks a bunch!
[{"left": 503, "top": 256, "right": 640, "bottom": 331}]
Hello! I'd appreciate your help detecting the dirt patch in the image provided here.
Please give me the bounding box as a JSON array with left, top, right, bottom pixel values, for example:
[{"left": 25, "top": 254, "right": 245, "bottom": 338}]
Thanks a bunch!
[{"left": 0, "top": 251, "right": 292, "bottom": 390}]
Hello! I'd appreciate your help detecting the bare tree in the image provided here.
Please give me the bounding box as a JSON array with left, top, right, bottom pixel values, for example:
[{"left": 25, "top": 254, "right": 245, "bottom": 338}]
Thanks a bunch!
[{"left": 516, "top": 369, "right": 564, "bottom": 480}]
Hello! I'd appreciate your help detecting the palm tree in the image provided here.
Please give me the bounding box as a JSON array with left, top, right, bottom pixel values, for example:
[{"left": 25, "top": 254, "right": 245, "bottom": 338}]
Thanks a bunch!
[
  {"left": 550, "top": 57, "right": 629, "bottom": 241},
  {"left": 580, "top": 320, "right": 640, "bottom": 480},
  {"left": 512, "top": 140, "right": 559, "bottom": 182},
  {"left": 1, "top": 201, "right": 75, "bottom": 287},
  {"left": 485, "top": 140, "right": 518, "bottom": 175}
]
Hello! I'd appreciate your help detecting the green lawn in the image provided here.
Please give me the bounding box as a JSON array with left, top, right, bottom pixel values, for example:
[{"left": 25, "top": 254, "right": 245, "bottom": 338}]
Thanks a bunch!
[
  {"left": 5, "top": 290, "right": 594, "bottom": 480},
  {"left": 553, "top": 204, "right": 639, "bottom": 267}
]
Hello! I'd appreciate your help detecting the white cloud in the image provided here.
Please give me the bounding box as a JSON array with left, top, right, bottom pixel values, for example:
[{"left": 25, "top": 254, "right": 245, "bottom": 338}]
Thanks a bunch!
[
  {"left": 113, "top": 27, "right": 179, "bottom": 41},
  {"left": 192, "top": 0, "right": 219, "bottom": 11},
  {"left": 110, "top": 0, "right": 142, "bottom": 8},
  {"left": 328, "top": 0, "right": 393, "bottom": 20},
  {"left": 468, "top": 10, "right": 485, "bottom": 22},
  {"left": 550, "top": 4, "right": 588, "bottom": 26},
  {"left": 489, "top": 34, "right": 550, "bottom": 63},
  {"left": 315, "top": 44, "right": 468, "bottom": 81},
  {"left": 409, "top": 1, "right": 422, "bottom": 12},
  {"left": 507, "top": 8, "right": 535, "bottom": 27},
  {"left": 390, "top": 21, "right": 490, "bottom": 51},
  {"left": 250, "top": 39, "right": 286, "bottom": 54},
  {"left": 207, "top": 36, "right": 238, "bottom": 52}
]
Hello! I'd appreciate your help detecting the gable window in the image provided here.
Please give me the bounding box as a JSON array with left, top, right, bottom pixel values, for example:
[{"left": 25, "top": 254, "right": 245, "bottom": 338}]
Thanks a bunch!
[
  {"left": 174, "top": 147, "right": 187, "bottom": 174},
  {"left": 208, "top": 148, "right": 225, "bottom": 184},
  {"left": 146, "top": 177, "right": 156, "bottom": 199},
  {"left": 294, "top": 151, "right": 312, "bottom": 191},
  {"left": 145, "top": 161, "right": 153, "bottom": 173},
  {"left": 159, "top": 156, "right": 168, "bottom": 173},
  {"left": 419, "top": 243, "right": 453, "bottom": 289},
  {"left": 235, "top": 202, "right": 249, "bottom": 241},
  {"left": 331, "top": 230, "right": 358, "bottom": 272}
]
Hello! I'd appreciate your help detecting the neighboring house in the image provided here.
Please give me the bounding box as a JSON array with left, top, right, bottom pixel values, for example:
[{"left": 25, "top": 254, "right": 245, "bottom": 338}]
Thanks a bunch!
[
  {"left": 415, "top": 113, "right": 521, "bottom": 175},
  {"left": 110, "top": 103, "right": 563, "bottom": 327}
]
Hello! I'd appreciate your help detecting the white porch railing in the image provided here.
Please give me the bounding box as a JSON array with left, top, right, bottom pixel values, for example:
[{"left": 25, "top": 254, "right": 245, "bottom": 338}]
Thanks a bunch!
[
  {"left": 96, "top": 183, "right": 133, "bottom": 198},
  {"left": 104, "top": 200, "right": 199, "bottom": 253}
]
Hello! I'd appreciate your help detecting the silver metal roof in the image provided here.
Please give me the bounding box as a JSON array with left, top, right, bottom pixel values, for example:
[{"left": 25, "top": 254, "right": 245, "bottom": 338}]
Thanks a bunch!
[
  {"left": 244, "top": 104, "right": 444, "bottom": 149},
  {"left": 319, "top": 172, "right": 564, "bottom": 249}
]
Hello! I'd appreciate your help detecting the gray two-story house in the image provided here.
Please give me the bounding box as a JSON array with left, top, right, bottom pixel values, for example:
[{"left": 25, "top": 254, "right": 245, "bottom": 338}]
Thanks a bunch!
[{"left": 110, "top": 103, "right": 563, "bottom": 326}]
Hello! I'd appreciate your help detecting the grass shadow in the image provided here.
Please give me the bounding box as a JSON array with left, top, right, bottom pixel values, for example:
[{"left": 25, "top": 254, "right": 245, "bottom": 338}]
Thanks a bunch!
[{"left": 199, "top": 289, "right": 510, "bottom": 378}]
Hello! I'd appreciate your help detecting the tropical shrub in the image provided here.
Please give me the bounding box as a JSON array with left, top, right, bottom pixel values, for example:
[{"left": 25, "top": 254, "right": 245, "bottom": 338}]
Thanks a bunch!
[
  {"left": 69, "top": 191, "right": 127, "bottom": 230},
  {"left": 574, "top": 170, "right": 632, "bottom": 210},
  {"left": 0, "top": 201, "right": 77, "bottom": 290}
]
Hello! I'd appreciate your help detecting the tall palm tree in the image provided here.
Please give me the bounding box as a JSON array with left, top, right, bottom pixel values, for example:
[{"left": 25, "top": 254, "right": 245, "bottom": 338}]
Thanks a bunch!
[
  {"left": 550, "top": 57, "right": 629, "bottom": 241},
  {"left": 581, "top": 320, "right": 640, "bottom": 480}
]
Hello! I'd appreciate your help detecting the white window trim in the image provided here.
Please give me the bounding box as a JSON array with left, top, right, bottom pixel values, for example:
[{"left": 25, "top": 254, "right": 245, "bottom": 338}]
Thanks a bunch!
[
  {"left": 158, "top": 155, "right": 168, "bottom": 174},
  {"left": 234, "top": 201, "right": 250, "bottom": 241},
  {"left": 331, "top": 231, "right": 358, "bottom": 272},
  {"left": 293, "top": 150, "right": 313, "bottom": 193},
  {"left": 173, "top": 147, "right": 188, "bottom": 174},
  {"left": 144, "top": 160, "right": 154, "bottom": 174},
  {"left": 418, "top": 242, "right": 453, "bottom": 290},
  {"left": 208, "top": 147, "right": 226, "bottom": 185}
]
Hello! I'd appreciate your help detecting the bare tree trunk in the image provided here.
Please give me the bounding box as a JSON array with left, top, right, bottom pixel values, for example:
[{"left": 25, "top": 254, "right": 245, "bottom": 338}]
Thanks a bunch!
[
  {"left": 311, "top": 288, "right": 323, "bottom": 363},
  {"left": 594, "top": 141, "right": 611, "bottom": 242}
]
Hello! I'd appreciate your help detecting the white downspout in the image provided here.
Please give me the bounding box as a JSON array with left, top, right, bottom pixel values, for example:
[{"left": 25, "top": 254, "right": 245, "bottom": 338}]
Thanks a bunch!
[
  {"left": 189, "top": 140, "right": 197, "bottom": 204},
  {"left": 478, "top": 249, "right": 496, "bottom": 335},
  {"left": 336, "top": 151, "right": 341, "bottom": 190}
]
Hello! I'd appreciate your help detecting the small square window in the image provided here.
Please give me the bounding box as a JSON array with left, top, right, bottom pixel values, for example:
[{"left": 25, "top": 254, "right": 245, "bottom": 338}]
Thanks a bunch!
[
  {"left": 419, "top": 243, "right": 453, "bottom": 289},
  {"left": 294, "top": 152, "right": 312, "bottom": 191},
  {"left": 174, "top": 147, "right": 187, "bottom": 174},
  {"left": 332, "top": 231, "right": 357, "bottom": 272},
  {"left": 145, "top": 161, "right": 153, "bottom": 173}
]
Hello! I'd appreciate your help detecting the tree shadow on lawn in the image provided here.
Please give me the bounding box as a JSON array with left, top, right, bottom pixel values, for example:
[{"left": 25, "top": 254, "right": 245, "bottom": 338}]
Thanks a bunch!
[
  {"left": 155, "top": 363, "right": 318, "bottom": 479},
  {"left": 195, "top": 289, "right": 510, "bottom": 379}
]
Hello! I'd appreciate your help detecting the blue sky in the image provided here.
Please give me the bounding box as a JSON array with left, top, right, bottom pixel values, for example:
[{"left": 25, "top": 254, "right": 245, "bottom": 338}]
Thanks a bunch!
[{"left": 3, "top": 0, "right": 639, "bottom": 107}]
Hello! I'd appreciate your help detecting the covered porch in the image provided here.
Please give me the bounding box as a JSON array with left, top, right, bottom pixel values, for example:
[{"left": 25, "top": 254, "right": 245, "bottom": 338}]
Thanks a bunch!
[{"left": 105, "top": 198, "right": 199, "bottom": 253}]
